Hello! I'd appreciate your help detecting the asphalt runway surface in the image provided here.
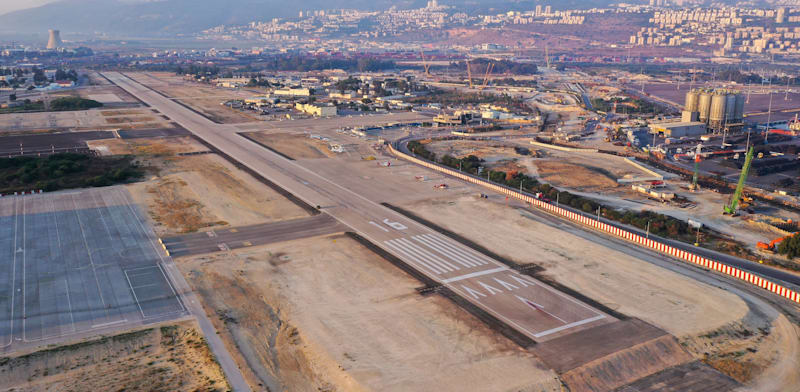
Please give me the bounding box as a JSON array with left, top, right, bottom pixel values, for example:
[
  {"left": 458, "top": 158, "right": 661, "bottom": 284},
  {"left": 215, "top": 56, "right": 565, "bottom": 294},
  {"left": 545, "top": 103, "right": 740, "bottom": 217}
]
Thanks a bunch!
[
  {"left": 104, "top": 71, "right": 614, "bottom": 343},
  {"left": 163, "top": 214, "right": 346, "bottom": 257},
  {"left": 0, "top": 187, "right": 187, "bottom": 353}
]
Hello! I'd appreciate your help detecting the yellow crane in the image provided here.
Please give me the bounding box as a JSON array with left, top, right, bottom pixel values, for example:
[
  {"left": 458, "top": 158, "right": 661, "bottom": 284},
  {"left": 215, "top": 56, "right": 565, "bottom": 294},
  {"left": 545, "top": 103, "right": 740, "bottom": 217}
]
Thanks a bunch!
[
  {"left": 479, "top": 63, "right": 494, "bottom": 90},
  {"left": 420, "top": 51, "right": 431, "bottom": 76}
]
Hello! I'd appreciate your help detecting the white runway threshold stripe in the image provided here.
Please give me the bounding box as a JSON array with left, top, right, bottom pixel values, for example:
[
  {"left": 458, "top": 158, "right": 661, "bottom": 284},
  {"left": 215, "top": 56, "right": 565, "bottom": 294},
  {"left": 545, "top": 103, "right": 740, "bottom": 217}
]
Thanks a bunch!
[
  {"left": 532, "top": 315, "right": 607, "bottom": 339},
  {"left": 442, "top": 267, "right": 510, "bottom": 283}
]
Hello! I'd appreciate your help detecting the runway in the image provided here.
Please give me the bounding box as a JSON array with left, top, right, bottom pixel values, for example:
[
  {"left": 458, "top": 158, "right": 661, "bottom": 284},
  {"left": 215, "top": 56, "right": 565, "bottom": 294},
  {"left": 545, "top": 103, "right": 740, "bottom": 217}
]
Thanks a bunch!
[
  {"left": 102, "top": 71, "right": 614, "bottom": 343},
  {"left": 162, "top": 214, "right": 346, "bottom": 257}
]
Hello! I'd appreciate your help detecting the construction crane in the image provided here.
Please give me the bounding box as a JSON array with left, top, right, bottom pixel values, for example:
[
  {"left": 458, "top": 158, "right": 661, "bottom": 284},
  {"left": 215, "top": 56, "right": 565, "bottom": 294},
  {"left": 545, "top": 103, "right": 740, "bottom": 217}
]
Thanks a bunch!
[
  {"left": 479, "top": 63, "right": 494, "bottom": 90},
  {"left": 690, "top": 144, "right": 702, "bottom": 191},
  {"left": 420, "top": 51, "right": 431, "bottom": 76},
  {"left": 723, "top": 146, "right": 755, "bottom": 215},
  {"left": 466, "top": 59, "right": 474, "bottom": 88}
]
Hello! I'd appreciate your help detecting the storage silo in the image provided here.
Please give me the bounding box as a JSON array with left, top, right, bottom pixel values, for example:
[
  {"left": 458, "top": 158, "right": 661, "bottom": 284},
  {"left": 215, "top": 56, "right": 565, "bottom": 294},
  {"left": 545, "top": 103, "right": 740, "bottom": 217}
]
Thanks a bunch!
[
  {"left": 709, "top": 92, "right": 727, "bottom": 130},
  {"left": 698, "top": 91, "right": 713, "bottom": 124},
  {"left": 725, "top": 93, "right": 737, "bottom": 124},
  {"left": 684, "top": 90, "right": 699, "bottom": 112},
  {"left": 734, "top": 94, "right": 745, "bottom": 122}
]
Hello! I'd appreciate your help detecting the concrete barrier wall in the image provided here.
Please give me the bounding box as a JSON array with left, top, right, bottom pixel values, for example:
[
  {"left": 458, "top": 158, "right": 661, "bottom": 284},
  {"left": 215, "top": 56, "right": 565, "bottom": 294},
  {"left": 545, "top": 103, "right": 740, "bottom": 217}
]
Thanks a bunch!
[
  {"left": 623, "top": 157, "right": 664, "bottom": 180},
  {"left": 389, "top": 144, "right": 800, "bottom": 305}
]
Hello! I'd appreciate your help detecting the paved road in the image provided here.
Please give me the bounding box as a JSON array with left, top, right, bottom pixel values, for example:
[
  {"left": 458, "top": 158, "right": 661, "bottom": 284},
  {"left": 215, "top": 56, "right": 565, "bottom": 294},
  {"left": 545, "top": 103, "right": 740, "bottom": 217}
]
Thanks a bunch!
[
  {"left": 104, "top": 71, "right": 616, "bottom": 348},
  {"left": 163, "top": 215, "right": 346, "bottom": 257},
  {"left": 395, "top": 137, "right": 800, "bottom": 291}
]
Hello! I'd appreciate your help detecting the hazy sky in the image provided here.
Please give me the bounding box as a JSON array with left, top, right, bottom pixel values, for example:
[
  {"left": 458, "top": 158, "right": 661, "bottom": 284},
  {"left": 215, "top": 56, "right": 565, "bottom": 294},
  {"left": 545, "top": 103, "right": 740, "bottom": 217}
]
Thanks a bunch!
[{"left": 0, "top": 0, "right": 58, "bottom": 15}]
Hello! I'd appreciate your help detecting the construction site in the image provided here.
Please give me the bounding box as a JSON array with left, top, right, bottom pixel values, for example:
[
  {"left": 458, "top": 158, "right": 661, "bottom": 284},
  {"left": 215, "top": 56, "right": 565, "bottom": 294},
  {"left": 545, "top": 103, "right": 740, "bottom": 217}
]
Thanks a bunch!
[{"left": 0, "top": 63, "right": 798, "bottom": 392}]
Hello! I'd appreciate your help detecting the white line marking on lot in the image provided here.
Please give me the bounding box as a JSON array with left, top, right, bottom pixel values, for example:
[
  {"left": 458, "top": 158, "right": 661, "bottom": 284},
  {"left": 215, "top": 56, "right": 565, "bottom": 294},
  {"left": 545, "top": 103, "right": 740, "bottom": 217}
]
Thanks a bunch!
[
  {"left": 532, "top": 315, "right": 606, "bottom": 338},
  {"left": 442, "top": 267, "right": 509, "bottom": 283},
  {"left": 383, "top": 240, "right": 444, "bottom": 274},
  {"left": 21, "top": 196, "right": 26, "bottom": 341},
  {"left": 71, "top": 194, "right": 109, "bottom": 319},
  {"left": 91, "top": 319, "right": 128, "bottom": 329},
  {"left": 64, "top": 279, "right": 76, "bottom": 333},
  {"left": 123, "top": 269, "right": 147, "bottom": 319}
]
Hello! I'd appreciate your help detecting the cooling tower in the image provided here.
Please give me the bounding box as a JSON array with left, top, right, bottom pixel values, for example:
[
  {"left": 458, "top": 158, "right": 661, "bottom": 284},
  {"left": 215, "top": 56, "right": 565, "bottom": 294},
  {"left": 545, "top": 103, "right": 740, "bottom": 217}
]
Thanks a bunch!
[
  {"left": 734, "top": 94, "right": 745, "bottom": 122},
  {"left": 47, "top": 29, "right": 63, "bottom": 50},
  {"left": 709, "top": 93, "right": 728, "bottom": 130},
  {"left": 684, "top": 90, "right": 699, "bottom": 112},
  {"left": 698, "top": 91, "right": 712, "bottom": 123}
]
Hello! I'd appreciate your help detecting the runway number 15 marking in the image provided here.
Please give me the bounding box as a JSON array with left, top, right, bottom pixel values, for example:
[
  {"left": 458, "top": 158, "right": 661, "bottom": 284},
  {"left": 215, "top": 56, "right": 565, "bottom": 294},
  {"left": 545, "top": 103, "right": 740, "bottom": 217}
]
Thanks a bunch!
[{"left": 369, "top": 219, "right": 408, "bottom": 232}]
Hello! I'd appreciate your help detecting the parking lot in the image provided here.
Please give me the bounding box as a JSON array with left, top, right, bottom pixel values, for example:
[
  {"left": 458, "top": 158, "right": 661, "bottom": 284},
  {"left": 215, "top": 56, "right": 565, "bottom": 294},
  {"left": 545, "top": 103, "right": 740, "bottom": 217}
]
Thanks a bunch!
[{"left": 0, "top": 186, "right": 186, "bottom": 352}]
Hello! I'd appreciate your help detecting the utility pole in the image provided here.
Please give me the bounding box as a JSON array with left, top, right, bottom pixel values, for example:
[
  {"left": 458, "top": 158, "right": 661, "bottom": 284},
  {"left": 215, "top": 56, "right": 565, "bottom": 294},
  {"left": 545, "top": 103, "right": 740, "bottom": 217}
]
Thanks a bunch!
[
  {"left": 766, "top": 79, "right": 773, "bottom": 143},
  {"left": 785, "top": 77, "right": 791, "bottom": 101}
]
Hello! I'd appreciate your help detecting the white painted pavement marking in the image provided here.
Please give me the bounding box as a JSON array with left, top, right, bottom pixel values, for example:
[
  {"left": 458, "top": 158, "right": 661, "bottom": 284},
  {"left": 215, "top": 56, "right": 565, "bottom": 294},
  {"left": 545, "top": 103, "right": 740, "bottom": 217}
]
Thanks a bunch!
[
  {"left": 532, "top": 315, "right": 606, "bottom": 338},
  {"left": 394, "top": 237, "right": 459, "bottom": 272},
  {"left": 383, "top": 240, "right": 445, "bottom": 274},
  {"left": 422, "top": 234, "right": 491, "bottom": 266},
  {"left": 515, "top": 295, "right": 567, "bottom": 324},
  {"left": 441, "top": 267, "right": 509, "bottom": 283},
  {"left": 369, "top": 221, "right": 390, "bottom": 232},
  {"left": 413, "top": 235, "right": 479, "bottom": 268}
]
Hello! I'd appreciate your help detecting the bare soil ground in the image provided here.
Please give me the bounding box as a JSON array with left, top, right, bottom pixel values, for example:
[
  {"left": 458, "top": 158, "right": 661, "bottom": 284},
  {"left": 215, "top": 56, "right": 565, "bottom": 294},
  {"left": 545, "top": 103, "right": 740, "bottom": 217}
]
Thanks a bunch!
[
  {"left": 105, "top": 116, "right": 157, "bottom": 124},
  {"left": 681, "top": 314, "right": 800, "bottom": 390},
  {"left": 176, "top": 235, "right": 562, "bottom": 392},
  {"left": 129, "top": 72, "right": 258, "bottom": 124},
  {"left": 88, "top": 136, "right": 308, "bottom": 234},
  {"left": 0, "top": 321, "right": 228, "bottom": 392},
  {"left": 247, "top": 132, "right": 338, "bottom": 159},
  {"left": 534, "top": 160, "right": 621, "bottom": 192}
]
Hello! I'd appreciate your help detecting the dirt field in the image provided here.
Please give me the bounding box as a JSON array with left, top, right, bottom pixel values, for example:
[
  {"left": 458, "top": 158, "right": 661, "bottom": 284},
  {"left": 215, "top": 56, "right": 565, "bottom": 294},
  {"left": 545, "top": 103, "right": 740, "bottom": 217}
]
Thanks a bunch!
[
  {"left": 176, "top": 235, "right": 562, "bottom": 392},
  {"left": 128, "top": 72, "right": 258, "bottom": 124},
  {"left": 247, "top": 132, "right": 338, "bottom": 159},
  {"left": 88, "top": 136, "right": 309, "bottom": 234},
  {"left": 534, "top": 160, "right": 621, "bottom": 192},
  {"left": 130, "top": 152, "right": 309, "bottom": 234},
  {"left": 0, "top": 321, "right": 228, "bottom": 392}
]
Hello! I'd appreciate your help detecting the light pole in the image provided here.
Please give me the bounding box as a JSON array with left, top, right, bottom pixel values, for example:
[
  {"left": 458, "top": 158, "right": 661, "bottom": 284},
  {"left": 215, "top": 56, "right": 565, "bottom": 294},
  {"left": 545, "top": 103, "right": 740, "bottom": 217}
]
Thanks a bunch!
[
  {"left": 597, "top": 206, "right": 601, "bottom": 222},
  {"left": 520, "top": 179, "right": 524, "bottom": 192},
  {"left": 556, "top": 192, "right": 559, "bottom": 207},
  {"left": 695, "top": 226, "right": 700, "bottom": 246},
  {"left": 646, "top": 221, "right": 650, "bottom": 239}
]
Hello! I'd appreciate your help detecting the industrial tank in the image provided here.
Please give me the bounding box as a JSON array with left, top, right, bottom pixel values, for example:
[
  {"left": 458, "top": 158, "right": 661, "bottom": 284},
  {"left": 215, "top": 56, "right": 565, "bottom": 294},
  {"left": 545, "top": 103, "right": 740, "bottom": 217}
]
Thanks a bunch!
[
  {"left": 734, "top": 94, "right": 745, "bottom": 122},
  {"left": 684, "top": 90, "right": 699, "bottom": 112},
  {"left": 725, "top": 94, "right": 737, "bottom": 124},
  {"left": 709, "top": 93, "right": 728, "bottom": 130},
  {"left": 698, "top": 91, "right": 713, "bottom": 123}
]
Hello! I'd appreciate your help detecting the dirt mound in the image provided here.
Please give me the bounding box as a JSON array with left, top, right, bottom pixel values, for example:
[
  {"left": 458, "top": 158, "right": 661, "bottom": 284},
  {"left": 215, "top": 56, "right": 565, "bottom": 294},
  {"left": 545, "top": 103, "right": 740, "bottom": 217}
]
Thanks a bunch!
[{"left": 561, "top": 334, "right": 692, "bottom": 391}]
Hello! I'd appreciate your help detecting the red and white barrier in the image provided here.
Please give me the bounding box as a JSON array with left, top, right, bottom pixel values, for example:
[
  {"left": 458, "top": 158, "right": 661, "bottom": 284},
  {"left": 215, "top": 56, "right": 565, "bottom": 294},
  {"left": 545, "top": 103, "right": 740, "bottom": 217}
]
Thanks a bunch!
[{"left": 389, "top": 144, "right": 800, "bottom": 304}]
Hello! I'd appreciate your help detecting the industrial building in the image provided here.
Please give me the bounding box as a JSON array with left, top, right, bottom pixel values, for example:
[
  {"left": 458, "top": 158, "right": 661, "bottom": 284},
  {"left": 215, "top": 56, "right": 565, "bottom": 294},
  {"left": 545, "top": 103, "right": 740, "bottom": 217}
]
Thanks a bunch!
[
  {"left": 295, "top": 102, "right": 337, "bottom": 116},
  {"left": 648, "top": 121, "right": 707, "bottom": 138},
  {"left": 684, "top": 89, "right": 744, "bottom": 132}
]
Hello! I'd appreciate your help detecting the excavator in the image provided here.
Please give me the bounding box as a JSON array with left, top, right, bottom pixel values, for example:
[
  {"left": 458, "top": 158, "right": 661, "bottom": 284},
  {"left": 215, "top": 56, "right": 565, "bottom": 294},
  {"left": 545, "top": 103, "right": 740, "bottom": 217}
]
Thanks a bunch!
[
  {"left": 757, "top": 235, "right": 791, "bottom": 252},
  {"left": 723, "top": 146, "right": 754, "bottom": 216}
]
